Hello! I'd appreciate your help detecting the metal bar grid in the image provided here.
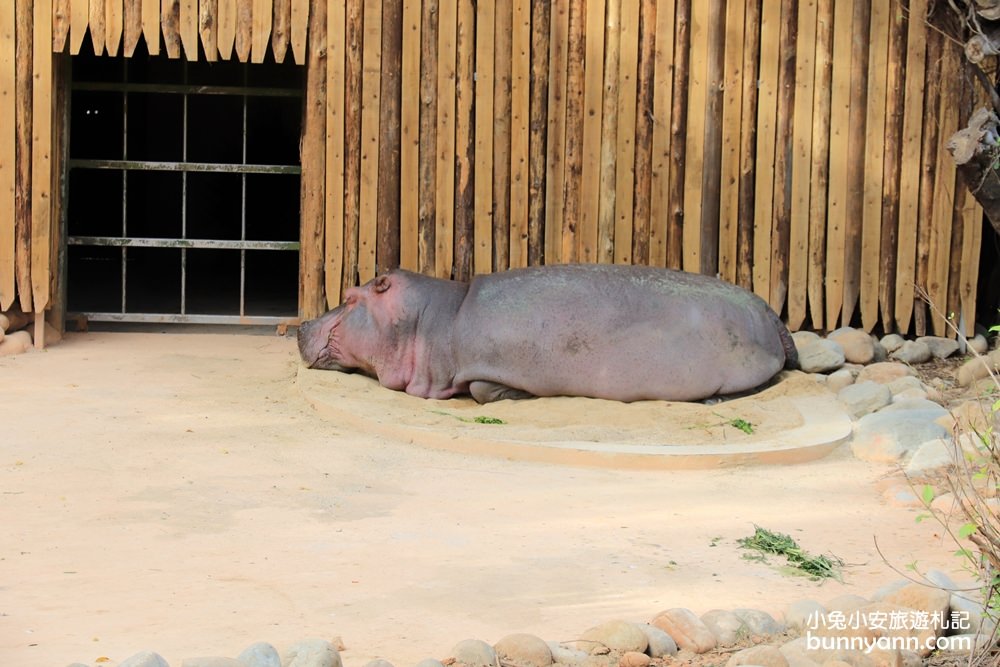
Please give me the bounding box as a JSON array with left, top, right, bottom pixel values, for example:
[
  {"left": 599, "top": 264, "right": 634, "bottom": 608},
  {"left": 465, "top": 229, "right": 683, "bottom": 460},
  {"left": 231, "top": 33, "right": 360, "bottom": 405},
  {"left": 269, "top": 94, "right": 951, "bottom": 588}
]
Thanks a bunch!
[{"left": 67, "top": 58, "right": 302, "bottom": 326}]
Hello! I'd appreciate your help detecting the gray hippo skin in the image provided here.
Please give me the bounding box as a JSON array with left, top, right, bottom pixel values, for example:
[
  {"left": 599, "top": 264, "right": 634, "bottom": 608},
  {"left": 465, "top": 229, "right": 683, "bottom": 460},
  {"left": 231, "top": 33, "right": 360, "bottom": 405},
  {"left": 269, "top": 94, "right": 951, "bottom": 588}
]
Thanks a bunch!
[{"left": 297, "top": 264, "right": 798, "bottom": 403}]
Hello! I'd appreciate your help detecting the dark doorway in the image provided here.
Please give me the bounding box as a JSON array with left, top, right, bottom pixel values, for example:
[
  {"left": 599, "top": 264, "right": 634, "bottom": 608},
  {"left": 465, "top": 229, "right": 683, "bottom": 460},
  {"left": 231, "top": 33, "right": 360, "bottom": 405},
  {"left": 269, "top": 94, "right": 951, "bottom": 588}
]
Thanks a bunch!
[{"left": 66, "top": 37, "right": 303, "bottom": 325}]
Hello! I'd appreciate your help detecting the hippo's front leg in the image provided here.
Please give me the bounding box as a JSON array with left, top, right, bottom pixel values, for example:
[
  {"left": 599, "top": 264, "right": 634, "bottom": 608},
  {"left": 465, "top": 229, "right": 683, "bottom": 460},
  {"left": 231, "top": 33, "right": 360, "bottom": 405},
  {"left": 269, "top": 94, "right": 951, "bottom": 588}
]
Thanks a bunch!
[{"left": 468, "top": 381, "right": 535, "bottom": 404}]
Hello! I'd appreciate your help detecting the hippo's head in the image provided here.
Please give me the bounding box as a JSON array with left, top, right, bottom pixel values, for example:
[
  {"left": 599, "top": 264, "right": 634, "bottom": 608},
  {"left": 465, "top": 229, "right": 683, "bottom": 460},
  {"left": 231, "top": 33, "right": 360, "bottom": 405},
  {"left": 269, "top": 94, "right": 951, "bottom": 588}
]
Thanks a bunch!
[{"left": 296, "top": 273, "right": 404, "bottom": 377}]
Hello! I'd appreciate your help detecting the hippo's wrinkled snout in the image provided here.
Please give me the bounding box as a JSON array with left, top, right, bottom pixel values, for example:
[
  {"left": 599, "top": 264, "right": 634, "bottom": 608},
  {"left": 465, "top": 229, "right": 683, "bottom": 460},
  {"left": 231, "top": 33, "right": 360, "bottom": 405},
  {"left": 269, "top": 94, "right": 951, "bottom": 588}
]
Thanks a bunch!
[{"left": 297, "top": 318, "right": 323, "bottom": 368}]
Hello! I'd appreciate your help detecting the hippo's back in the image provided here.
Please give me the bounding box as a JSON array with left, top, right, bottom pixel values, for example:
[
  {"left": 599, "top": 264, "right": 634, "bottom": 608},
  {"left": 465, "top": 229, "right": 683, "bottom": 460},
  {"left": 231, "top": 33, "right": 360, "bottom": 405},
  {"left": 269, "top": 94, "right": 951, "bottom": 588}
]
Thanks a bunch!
[{"left": 452, "top": 264, "right": 788, "bottom": 401}]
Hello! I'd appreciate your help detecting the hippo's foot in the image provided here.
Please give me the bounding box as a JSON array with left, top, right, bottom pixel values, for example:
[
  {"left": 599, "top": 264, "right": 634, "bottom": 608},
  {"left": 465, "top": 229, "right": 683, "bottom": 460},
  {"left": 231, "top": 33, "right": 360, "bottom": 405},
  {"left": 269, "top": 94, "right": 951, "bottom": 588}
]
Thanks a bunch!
[{"left": 469, "top": 381, "right": 535, "bottom": 404}]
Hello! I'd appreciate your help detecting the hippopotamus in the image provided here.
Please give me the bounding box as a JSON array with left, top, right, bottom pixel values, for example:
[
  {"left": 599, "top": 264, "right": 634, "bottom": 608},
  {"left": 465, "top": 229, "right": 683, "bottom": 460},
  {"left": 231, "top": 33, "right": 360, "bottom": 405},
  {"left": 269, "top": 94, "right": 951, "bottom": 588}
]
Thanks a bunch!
[{"left": 297, "top": 264, "right": 798, "bottom": 403}]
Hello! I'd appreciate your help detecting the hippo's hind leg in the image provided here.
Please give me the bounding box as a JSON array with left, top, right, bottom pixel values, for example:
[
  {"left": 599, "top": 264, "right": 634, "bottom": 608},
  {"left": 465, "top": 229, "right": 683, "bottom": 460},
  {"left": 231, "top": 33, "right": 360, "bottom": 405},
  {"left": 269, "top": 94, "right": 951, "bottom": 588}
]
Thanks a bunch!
[{"left": 469, "top": 381, "right": 535, "bottom": 404}]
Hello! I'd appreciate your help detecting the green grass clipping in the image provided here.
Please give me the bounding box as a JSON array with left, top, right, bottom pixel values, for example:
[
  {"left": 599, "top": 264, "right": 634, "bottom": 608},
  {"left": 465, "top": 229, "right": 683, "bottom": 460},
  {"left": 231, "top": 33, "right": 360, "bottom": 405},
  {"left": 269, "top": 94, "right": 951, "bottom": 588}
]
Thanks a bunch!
[{"left": 738, "top": 525, "right": 843, "bottom": 581}]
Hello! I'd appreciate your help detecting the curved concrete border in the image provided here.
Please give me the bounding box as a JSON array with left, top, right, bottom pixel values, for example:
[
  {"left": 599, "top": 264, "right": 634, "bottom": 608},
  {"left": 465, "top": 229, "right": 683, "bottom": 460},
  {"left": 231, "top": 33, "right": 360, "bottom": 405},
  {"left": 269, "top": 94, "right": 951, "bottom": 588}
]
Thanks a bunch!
[{"left": 297, "top": 368, "right": 853, "bottom": 470}]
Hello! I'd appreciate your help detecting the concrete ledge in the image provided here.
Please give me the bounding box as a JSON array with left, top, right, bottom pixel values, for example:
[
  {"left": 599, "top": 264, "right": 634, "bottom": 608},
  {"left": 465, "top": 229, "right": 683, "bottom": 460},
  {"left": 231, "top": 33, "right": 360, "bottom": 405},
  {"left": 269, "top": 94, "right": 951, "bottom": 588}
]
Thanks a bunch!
[{"left": 297, "top": 367, "right": 853, "bottom": 470}]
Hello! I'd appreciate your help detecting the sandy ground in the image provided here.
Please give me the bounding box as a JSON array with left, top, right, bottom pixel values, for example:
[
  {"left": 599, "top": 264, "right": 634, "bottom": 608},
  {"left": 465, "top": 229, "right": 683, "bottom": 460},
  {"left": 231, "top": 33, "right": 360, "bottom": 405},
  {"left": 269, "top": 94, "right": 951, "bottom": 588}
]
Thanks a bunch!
[{"left": 0, "top": 331, "right": 966, "bottom": 667}]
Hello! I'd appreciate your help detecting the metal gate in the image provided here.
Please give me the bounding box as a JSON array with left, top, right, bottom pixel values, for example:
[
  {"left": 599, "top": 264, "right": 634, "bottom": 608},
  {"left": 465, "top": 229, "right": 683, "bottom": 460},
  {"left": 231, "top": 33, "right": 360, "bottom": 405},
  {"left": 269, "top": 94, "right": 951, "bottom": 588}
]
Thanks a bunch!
[{"left": 66, "top": 49, "right": 302, "bottom": 326}]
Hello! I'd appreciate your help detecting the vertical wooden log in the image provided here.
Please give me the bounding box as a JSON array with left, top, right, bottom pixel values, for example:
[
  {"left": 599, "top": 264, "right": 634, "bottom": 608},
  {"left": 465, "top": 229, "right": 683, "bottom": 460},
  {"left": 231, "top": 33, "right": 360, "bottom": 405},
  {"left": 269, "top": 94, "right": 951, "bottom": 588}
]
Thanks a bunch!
[
  {"left": 928, "top": 42, "right": 959, "bottom": 337},
  {"left": 947, "top": 73, "right": 971, "bottom": 337},
  {"left": 682, "top": 0, "right": 707, "bottom": 273},
  {"left": 913, "top": 28, "right": 941, "bottom": 336},
  {"left": 359, "top": 0, "right": 382, "bottom": 282},
  {"left": 377, "top": 0, "right": 402, "bottom": 275},
  {"left": 14, "top": 0, "right": 31, "bottom": 313},
  {"left": 578, "top": 0, "right": 605, "bottom": 264},
  {"left": 399, "top": 0, "right": 421, "bottom": 271},
  {"left": 527, "top": 0, "right": 549, "bottom": 266},
  {"left": 474, "top": 0, "right": 495, "bottom": 272},
  {"left": 808, "top": 0, "right": 832, "bottom": 328},
  {"left": 235, "top": 0, "right": 251, "bottom": 61},
  {"left": 666, "top": 0, "right": 689, "bottom": 271},
  {"left": 698, "top": 0, "right": 725, "bottom": 277},
  {"left": 894, "top": 0, "right": 927, "bottom": 334},
  {"left": 272, "top": 0, "right": 290, "bottom": 63},
  {"left": 162, "top": 0, "right": 182, "bottom": 58},
  {"left": 343, "top": 0, "right": 363, "bottom": 289},
  {"left": 768, "top": 0, "right": 796, "bottom": 311},
  {"left": 453, "top": 0, "right": 474, "bottom": 280},
  {"left": 71, "top": 0, "right": 88, "bottom": 55},
  {"left": 48, "top": 55, "right": 67, "bottom": 335},
  {"left": 123, "top": 0, "right": 142, "bottom": 56},
  {"left": 598, "top": 0, "right": 621, "bottom": 265},
  {"left": 860, "top": 0, "right": 889, "bottom": 332},
  {"left": 841, "top": 0, "right": 869, "bottom": 325},
  {"left": 736, "top": 0, "right": 760, "bottom": 290},
  {"left": 879, "top": 1, "right": 905, "bottom": 330},
  {"left": 142, "top": 0, "right": 159, "bottom": 55},
  {"left": 435, "top": 0, "right": 455, "bottom": 277},
  {"left": 493, "top": 2, "right": 512, "bottom": 269},
  {"left": 324, "top": 0, "right": 345, "bottom": 306},
  {"left": 957, "top": 65, "right": 981, "bottom": 337},
  {"left": 0, "top": 0, "right": 13, "bottom": 311},
  {"left": 718, "top": 0, "right": 745, "bottom": 284},
  {"left": 106, "top": 0, "right": 123, "bottom": 57},
  {"left": 290, "top": 0, "right": 307, "bottom": 64},
  {"left": 251, "top": 0, "right": 272, "bottom": 63},
  {"left": 828, "top": 0, "right": 855, "bottom": 329},
  {"left": 217, "top": 0, "right": 235, "bottom": 60},
  {"left": 630, "top": 0, "right": 655, "bottom": 266},
  {"left": 509, "top": 0, "right": 529, "bottom": 268},
  {"left": 561, "top": 0, "right": 585, "bottom": 264},
  {"left": 298, "top": 0, "right": 326, "bottom": 319},
  {"left": 416, "top": 0, "right": 437, "bottom": 275},
  {"left": 752, "top": 0, "right": 780, "bottom": 298},
  {"left": 53, "top": 0, "right": 71, "bottom": 52},
  {"left": 199, "top": 0, "right": 218, "bottom": 62},
  {"left": 179, "top": 0, "right": 198, "bottom": 60},
  {"left": 544, "top": 0, "right": 568, "bottom": 264},
  {"left": 90, "top": 0, "right": 106, "bottom": 55},
  {"left": 613, "top": 1, "right": 639, "bottom": 264},
  {"left": 787, "top": 0, "right": 817, "bottom": 331},
  {"left": 32, "top": 0, "right": 52, "bottom": 320},
  {"left": 648, "top": 0, "right": 674, "bottom": 268}
]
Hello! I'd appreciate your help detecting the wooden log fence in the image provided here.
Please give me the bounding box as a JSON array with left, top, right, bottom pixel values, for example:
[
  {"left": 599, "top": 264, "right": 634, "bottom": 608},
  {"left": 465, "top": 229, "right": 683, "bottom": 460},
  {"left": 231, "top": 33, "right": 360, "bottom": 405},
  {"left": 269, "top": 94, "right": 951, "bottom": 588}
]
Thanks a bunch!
[{"left": 0, "top": 0, "right": 991, "bottom": 340}]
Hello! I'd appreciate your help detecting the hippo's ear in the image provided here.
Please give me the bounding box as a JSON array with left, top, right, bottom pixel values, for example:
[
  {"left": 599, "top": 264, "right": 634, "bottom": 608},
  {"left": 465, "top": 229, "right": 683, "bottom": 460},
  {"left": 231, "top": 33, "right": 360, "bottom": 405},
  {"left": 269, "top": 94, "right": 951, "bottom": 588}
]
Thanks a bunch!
[{"left": 373, "top": 275, "right": 391, "bottom": 293}]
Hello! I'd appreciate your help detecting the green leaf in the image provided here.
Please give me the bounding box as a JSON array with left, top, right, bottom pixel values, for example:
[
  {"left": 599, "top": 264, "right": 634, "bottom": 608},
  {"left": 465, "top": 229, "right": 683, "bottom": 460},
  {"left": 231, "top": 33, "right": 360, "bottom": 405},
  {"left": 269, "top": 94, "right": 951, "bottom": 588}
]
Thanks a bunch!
[
  {"left": 915, "top": 513, "right": 931, "bottom": 523},
  {"left": 921, "top": 485, "right": 936, "bottom": 505},
  {"left": 958, "top": 522, "right": 978, "bottom": 539}
]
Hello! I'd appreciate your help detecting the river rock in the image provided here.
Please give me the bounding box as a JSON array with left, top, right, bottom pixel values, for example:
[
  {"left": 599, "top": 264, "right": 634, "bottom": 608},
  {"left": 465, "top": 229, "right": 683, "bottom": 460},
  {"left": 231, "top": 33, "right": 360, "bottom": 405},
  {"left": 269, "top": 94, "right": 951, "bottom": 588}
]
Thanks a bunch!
[
  {"left": 617, "top": 652, "right": 650, "bottom": 667},
  {"left": 826, "top": 369, "right": 856, "bottom": 393},
  {"left": 118, "top": 653, "right": 170, "bottom": 667},
  {"left": 700, "top": 609, "right": 745, "bottom": 646},
  {"left": 494, "top": 634, "right": 553, "bottom": 667},
  {"left": 828, "top": 328, "right": 876, "bottom": 365},
  {"left": 636, "top": 624, "right": 677, "bottom": 658},
  {"left": 837, "top": 382, "right": 892, "bottom": 419},
  {"left": 824, "top": 594, "right": 869, "bottom": 614},
  {"left": 451, "top": 640, "right": 499, "bottom": 667},
  {"left": 904, "top": 438, "right": 954, "bottom": 473},
  {"left": 651, "top": 608, "right": 717, "bottom": 653},
  {"left": 855, "top": 362, "right": 916, "bottom": 385},
  {"left": 850, "top": 410, "right": 950, "bottom": 463},
  {"left": 0, "top": 329, "right": 31, "bottom": 356},
  {"left": 237, "top": 642, "right": 281, "bottom": 667},
  {"left": 916, "top": 336, "right": 959, "bottom": 359},
  {"left": 545, "top": 642, "right": 591, "bottom": 666},
  {"left": 283, "top": 639, "right": 343, "bottom": 667},
  {"left": 969, "top": 334, "right": 989, "bottom": 355},
  {"left": 784, "top": 600, "right": 826, "bottom": 630},
  {"left": 580, "top": 620, "right": 648, "bottom": 654},
  {"left": 798, "top": 340, "right": 846, "bottom": 373},
  {"left": 880, "top": 334, "right": 905, "bottom": 354},
  {"left": 956, "top": 349, "right": 1000, "bottom": 386},
  {"left": 733, "top": 608, "right": 784, "bottom": 636},
  {"left": 890, "top": 340, "right": 931, "bottom": 364},
  {"left": 726, "top": 645, "right": 788, "bottom": 667}
]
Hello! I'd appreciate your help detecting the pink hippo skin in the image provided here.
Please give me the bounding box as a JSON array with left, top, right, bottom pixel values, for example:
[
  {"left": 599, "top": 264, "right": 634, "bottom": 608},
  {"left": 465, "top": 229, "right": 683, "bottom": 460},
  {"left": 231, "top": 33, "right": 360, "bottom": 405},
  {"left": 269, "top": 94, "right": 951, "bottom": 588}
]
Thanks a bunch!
[{"left": 297, "top": 264, "right": 798, "bottom": 403}]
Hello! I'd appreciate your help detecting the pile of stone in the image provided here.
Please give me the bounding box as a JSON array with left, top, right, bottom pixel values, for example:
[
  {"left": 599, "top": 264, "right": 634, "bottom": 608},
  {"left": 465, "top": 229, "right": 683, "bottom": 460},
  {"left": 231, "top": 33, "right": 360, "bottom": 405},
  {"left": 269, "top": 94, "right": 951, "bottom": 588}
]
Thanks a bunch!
[
  {"left": 790, "top": 327, "right": 999, "bottom": 472},
  {"left": 68, "top": 570, "right": 996, "bottom": 667}
]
